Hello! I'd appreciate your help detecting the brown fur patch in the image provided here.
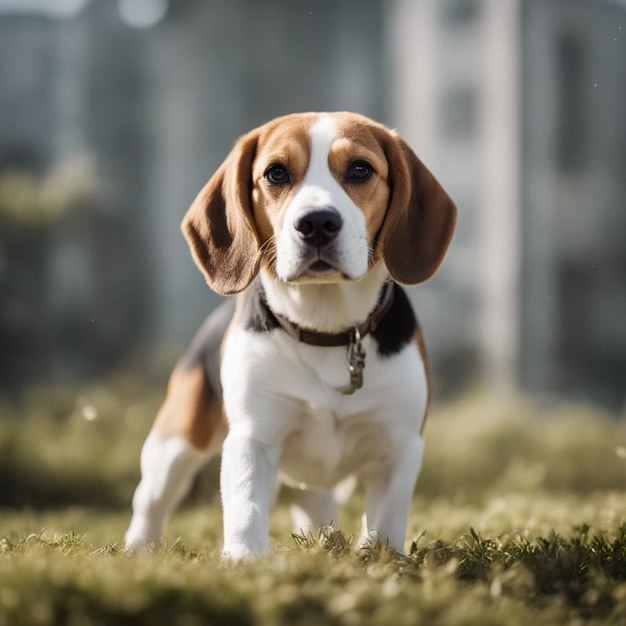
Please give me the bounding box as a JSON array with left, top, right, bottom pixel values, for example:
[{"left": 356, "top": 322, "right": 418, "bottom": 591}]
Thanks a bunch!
[
  {"left": 152, "top": 364, "right": 225, "bottom": 450},
  {"left": 413, "top": 326, "right": 431, "bottom": 435},
  {"left": 329, "top": 118, "right": 391, "bottom": 247},
  {"left": 250, "top": 115, "right": 314, "bottom": 275}
]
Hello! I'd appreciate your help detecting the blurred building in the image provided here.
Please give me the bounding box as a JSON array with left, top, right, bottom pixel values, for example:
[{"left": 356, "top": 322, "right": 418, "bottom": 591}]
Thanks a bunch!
[
  {"left": 0, "top": 0, "right": 388, "bottom": 385},
  {"left": 391, "top": 0, "right": 626, "bottom": 408},
  {"left": 0, "top": 0, "right": 624, "bottom": 409}
]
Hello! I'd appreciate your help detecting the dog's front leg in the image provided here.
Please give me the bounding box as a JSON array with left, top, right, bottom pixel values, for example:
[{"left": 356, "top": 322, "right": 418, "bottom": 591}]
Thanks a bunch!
[
  {"left": 220, "top": 433, "right": 281, "bottom": 560},
  {"left": 359, "top": 435, "right": 425, "bottom": 553}
]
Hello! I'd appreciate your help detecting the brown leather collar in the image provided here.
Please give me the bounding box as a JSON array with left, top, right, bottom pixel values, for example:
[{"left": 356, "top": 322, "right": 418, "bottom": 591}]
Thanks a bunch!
[{"left": 267, "top": 281, "right": 395, "bottom": 347}]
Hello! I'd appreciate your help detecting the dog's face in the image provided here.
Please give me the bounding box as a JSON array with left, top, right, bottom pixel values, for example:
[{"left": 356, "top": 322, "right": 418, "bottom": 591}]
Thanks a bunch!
[
  {"left": 251, "top": 115, "right": 390, "bottom": 284},
  {"left": 183, "top": 112, "right": 456, "bottom": 295}
]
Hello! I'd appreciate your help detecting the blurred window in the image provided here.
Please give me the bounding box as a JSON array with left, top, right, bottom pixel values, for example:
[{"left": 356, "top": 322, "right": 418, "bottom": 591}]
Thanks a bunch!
[
  {"left": 556, "top": 32, "right": 587, "bottom": 172},
  {"left": 442, "top": 0, "right": 481, "bottom": 28},
  {"left": 440, "top": 84, "right": 478, "bottom": 140}
]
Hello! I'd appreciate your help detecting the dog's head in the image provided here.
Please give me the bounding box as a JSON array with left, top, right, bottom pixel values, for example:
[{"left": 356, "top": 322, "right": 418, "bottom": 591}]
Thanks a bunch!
[{"left": 182, "top": 112, "right": 456, "bottom": 296}]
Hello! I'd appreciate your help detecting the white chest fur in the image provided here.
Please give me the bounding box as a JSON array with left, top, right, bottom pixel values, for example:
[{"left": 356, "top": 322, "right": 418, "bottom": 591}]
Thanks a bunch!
[{"left": 220, "top": 324, "right": 428, "bottom": 489}]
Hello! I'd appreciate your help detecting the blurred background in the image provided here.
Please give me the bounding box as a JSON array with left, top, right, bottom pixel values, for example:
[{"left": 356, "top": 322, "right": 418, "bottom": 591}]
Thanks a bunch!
[{"left": 0, "top": 0, "right": 625, "bottom": 411}]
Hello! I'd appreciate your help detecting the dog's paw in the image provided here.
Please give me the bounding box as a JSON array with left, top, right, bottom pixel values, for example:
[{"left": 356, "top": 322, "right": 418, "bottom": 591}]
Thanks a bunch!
[
  {"left": 124, "top": 536, "right": 161, "bottom": 554},
  {"left": 124, "top": 517, "right": 163, "bottom": 553},
  {"left": 222, "top": 540, "right": 270, "bottom": 562}
]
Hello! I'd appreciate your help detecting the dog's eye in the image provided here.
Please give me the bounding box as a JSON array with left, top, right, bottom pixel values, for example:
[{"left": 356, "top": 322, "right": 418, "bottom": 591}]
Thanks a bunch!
[
  {"left": 348, "top": 160, "right": 374, "bottom": 182},
  {"left": 265, "top": 164, "right": 290, "bottom": 185}
]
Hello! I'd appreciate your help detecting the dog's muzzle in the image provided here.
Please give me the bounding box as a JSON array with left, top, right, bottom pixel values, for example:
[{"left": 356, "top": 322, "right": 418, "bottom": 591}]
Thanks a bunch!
[{"left": 293, "top": 208, "right": 343, "bottom": 274}]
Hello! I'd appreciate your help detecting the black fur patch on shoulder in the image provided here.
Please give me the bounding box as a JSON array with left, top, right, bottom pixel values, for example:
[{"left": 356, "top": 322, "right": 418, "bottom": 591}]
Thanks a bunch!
[
  {"left": 371, "top": 284, "right": 418, "bottom": 357},
  {"left": 241, "top": 279, "right": 281, "bottom": 333},
  {"left": 180, "top": 296, "right": 237, "bottom": 397}
]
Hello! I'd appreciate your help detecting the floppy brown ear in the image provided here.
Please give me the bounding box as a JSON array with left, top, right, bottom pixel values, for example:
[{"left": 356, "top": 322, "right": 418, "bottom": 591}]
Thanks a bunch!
[
  {"left": 181, "top": 131, "right": 261, "bottom": 295},
  {"left": 377, "top": 133, "right": 457, "bottom": 285}
]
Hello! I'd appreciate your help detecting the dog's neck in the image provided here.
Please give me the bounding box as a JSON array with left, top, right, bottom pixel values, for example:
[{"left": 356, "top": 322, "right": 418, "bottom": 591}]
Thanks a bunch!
[{"left": 259, "top": 264, "right": 390, "bottom": 334}]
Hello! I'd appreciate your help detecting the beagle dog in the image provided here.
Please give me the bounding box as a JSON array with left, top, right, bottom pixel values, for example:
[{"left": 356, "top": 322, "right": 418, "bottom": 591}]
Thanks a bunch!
[{"left": 125, "top": 112, "right": 456, "bottom": 560}]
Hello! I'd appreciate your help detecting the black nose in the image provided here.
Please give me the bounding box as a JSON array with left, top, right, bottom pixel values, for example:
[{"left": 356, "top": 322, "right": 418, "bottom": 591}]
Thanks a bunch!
[{"left": 294, "top": 209, "right": 343, "bottom": 245}]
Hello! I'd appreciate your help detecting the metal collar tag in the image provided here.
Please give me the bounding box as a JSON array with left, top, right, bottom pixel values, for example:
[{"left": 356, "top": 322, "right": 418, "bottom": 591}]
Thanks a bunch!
[{"left": 337, "top": 328, "right": 367, "bottom": 395}]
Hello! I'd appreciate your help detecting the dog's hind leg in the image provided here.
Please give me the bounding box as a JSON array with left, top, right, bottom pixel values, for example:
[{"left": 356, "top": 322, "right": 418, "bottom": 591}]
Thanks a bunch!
[
  {"left": 358, "top": 436, "right": 424, "bottom": 553},
  {"left": 125, "top": 433, "right": 209, "bottom": 548},
  {"left": 289, "top": 488, "right": 338, "bottom": 535},
  {"left": 125, "top": 364, "right": 226, "bottom": 549}
]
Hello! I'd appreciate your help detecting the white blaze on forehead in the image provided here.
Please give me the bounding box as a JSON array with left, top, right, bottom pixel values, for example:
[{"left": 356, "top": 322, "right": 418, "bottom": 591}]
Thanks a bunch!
[
  {"left": 280, "top": 115, "right": 343, "bottom": 216},
  {"left": 308, "top": 115, "right": 338, "bottom": 177},
  {"left": 300, "top": 115, "right": 347, "bottom": 207}
]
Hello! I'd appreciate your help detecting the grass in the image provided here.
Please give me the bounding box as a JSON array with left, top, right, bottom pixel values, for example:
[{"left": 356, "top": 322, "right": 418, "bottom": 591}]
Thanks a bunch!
[{"left": 1, "top": 375, "right": 626, "bottom": 625}]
